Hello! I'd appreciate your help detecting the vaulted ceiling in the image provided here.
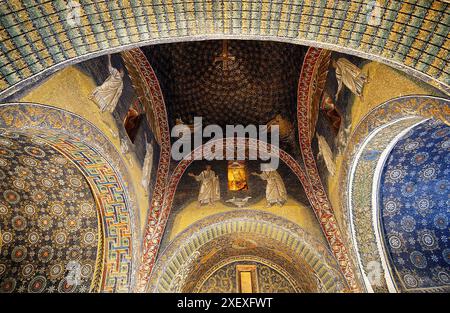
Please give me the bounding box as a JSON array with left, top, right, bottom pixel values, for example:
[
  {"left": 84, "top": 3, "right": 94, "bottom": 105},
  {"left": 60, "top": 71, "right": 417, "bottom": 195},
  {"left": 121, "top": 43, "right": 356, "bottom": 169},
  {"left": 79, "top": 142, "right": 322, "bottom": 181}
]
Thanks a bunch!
[
  {"left": 380, "top": 119, "right": 450, "bottom": 292},
  {"left": 0, "top": 1, "right": 448, "bottom": 99},
  {"left": 144, "top": 40, "right": 304, "bottom": 128},
  {"left": 0, "top": 131, "right": 101, "bottom": 293}
]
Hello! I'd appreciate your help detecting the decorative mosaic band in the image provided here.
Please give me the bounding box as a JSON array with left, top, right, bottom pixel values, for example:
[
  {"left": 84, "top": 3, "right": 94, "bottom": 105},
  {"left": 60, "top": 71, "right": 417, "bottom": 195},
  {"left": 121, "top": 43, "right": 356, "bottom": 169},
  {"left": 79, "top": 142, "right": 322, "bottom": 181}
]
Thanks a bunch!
[
  {"left": 149, "top": 210, "right": 346, "bottom": 293},
  {"left": 41, "top": 135, "right": 133, "bottom": 292},
  {"left": 0, "top": 1, "right": 448, "bottom": 99},
  {"left": 297, "top": 47, "right": 360, "bottom": 291},
  {"left": 120, "top": 48, "right": 172, "bottom": 292}
]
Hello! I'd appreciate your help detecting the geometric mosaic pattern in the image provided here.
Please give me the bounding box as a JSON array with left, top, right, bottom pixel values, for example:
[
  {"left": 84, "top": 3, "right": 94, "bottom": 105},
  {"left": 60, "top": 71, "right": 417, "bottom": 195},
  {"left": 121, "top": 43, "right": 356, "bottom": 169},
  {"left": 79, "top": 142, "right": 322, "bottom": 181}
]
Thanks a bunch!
[
  {"left": 0, "top": 0, "right": 448, "bottom": 99},
  {"left": 145, "top": 40, "right": 303, "bottom": 128},
  {"left": 40, "top": 134, "right": 133, "bottom": 293},
  {"left": 0, "top": 131, "right": 101, "bottom": 293},
  {"left": 380, "top": 119, "right": 450, "bottom": 292},
  {"left": 0, "top": 103, "right": 137, "bottom": 292}
]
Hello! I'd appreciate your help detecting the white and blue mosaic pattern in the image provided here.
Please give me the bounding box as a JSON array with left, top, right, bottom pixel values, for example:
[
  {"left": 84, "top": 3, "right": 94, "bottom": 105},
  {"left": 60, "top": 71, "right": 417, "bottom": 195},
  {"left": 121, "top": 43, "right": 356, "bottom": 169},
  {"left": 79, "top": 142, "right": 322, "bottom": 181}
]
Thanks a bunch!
[{"left": 380, "top": 119, "right": 450, "bottom": 292}]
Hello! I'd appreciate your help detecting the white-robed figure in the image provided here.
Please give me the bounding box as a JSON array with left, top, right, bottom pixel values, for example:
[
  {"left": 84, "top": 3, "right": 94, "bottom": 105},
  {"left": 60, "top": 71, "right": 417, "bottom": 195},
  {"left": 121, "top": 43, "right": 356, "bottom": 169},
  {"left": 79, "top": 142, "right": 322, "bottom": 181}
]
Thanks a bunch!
[
  {"left": 317, "top": 133, "right": 336, "bottom": 176},
  {"left": 332, "top": 58, "right": 368, "bottom": 101},
  {"left": 90, "top": 55, "right": 124, "bottom": 113},
  {"left": 141, "top": 140, "right": 154, "bottom": 190},
  {"left": 252, "top": 168, "right": 287, "bottom": 207},
  {"left": 188, "top": 165, "right": 221, "bottom": 205}
]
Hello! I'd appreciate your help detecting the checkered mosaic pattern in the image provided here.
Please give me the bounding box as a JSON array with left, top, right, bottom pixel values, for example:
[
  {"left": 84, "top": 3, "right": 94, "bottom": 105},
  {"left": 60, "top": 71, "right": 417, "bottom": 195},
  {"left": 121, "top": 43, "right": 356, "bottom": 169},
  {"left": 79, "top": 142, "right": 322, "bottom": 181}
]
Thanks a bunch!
[{"left": 0, "top": 0, "right": 448, "bottom": 97}]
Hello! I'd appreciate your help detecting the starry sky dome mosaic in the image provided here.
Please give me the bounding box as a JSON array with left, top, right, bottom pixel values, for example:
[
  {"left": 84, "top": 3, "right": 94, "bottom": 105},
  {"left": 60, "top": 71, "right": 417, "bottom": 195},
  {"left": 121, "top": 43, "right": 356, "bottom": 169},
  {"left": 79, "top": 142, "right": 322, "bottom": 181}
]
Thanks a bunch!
[{"left": 380, "top": 119, "right": 450, "bottom": 291}]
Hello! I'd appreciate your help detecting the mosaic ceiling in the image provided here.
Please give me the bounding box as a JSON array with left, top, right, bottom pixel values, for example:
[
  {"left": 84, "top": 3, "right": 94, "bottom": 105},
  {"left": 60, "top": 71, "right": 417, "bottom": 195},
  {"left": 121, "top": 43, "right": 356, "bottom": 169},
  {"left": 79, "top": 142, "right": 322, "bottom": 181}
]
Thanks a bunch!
[
  {"left": 0, "top": 131, "right": 101, "bottom": 293},
  {"left": 0, "top": 0, "right": 448, "bottom": 99},
  {"left": 0, "top": 103, "right": 137, "bottom": 292},
  {"left": 145, "top": 40, "right": 304, "bottom": 128},
  {"left": 197, "top": 260, "right": 298, "bottom": 293},
  {"left": 150, "top": 210, "right": 347, "bottom": 293},
  {"left": 380, "top": 119, "right": 450, "bottom": 292},
  {"left": 0, "top": 1, "right": 448, "bottom": 295}
]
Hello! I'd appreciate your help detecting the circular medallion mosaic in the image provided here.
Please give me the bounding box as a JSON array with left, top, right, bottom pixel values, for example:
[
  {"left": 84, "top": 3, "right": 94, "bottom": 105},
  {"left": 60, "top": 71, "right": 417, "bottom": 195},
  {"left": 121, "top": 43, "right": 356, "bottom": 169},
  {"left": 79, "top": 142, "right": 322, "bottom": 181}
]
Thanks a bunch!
[{"left": 0, "top": 132, "right": 100, "bottom": 293}]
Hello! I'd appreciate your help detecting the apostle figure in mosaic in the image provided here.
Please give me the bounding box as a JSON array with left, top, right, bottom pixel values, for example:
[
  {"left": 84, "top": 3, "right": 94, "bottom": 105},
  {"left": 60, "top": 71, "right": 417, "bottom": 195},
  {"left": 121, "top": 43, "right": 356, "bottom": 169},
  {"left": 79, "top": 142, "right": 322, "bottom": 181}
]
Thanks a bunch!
[
  {"left": 335, "top": 122, "right": 352, "bottom": 155},
  {"left": 320, "top": 92, "right": 342, "bottom": 135},
  {"left": 332, "top": 58, "right": 368, "bottom": 101},
  {"left": 120, "top": 137, "right": 134, "bottom": 168},
  {"left": 188, "top": 165, "right": 221, "bottom": 205},
  {"left": 317, "top": 133, "right": 336, "bottom": 176},
  {"left": 90, "top": 54, "right": 124, "bottom": 113},
  {"left": 141, "top": 139, "right": 154, "bottom": 190},
  {"left": 252, "top": 168, "right": 287, "bottom": 207}
]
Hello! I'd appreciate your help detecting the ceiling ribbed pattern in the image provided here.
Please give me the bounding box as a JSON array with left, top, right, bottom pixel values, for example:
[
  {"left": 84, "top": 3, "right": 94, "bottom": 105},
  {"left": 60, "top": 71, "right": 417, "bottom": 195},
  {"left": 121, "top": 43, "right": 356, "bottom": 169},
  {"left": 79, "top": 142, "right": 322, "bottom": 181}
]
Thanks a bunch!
[{"left": 0, "top": 0, "right": 448, "bottom": 98}]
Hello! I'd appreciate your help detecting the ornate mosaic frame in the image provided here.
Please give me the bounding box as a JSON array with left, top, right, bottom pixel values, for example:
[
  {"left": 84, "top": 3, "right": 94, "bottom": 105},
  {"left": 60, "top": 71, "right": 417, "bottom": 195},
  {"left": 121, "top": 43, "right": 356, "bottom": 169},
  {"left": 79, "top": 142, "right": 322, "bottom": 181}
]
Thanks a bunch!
[
  {"left": 0, "top": 1, "right": 448, "bottom": 99},
  {"left": 148, "top": 210, "right": 346, "bottom": 293},
  {"left": 0, "top": 103, "right": 138, "bottom": 292},
  {"left": 339, "top": 95, "right": 450, "bottom": 292},
  {"left": 119, "top": 48, "right": 173, "bottom": 292},
  {"left": 297, "top": 47, "right": 360, "bottom": 291},
  {"left": 347, "top": 117, "right": 425, "bottom": 292}
]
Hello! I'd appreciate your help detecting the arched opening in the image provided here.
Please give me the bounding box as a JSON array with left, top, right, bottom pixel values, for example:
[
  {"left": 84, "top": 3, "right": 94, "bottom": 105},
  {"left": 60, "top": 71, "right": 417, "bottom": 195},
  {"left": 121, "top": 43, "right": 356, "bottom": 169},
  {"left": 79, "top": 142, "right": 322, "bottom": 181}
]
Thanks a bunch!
[
  {"left": 343, "top": 95, "right": 450, "bottom": 292},
  {"left": 149, "top": 210, "right": 347, "bottom": 293},
  {"left": 0, "top": 103, "right": 138, "bottom": 292}
]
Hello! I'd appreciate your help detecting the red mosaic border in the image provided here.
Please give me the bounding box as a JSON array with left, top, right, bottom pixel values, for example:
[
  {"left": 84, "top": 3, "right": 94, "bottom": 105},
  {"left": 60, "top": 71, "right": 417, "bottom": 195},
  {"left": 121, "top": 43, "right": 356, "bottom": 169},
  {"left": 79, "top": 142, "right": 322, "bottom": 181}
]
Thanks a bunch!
[
  {"left": 143, "top": 137, "right": 351, "bottom": 291},
  {"left": 121, "top": 48, "right": 172, "bottom": 292},
  {"left": 296, "top": 47, "right": 359, "bottom": 291}
]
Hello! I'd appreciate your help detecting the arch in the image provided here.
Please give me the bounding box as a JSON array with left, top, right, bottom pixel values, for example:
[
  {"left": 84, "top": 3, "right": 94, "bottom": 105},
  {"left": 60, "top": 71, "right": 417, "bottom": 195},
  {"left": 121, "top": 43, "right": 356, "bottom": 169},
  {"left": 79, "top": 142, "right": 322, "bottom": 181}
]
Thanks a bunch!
[
  {"left": 137, "top": 136, "right": 359, "bottom": 292},
  {"left": 148, "top": 210, "right": 347, "bottom": 293},
  {"left": 119, "top": 48, "right": 173, "bottom": 293},
  {"left": 0, "top": 130, "right": 103, "bottom": 293},
  {"left": 347, "top": 117, "right": 426, "bottom": 292},
  {"left": 297, "top": 47, "right": 360, "bottom": 291},
  {"left": 377, "top": 119, "right": 449, "bottom": 292},
  {"left": 194, "top": 256, "right": 304, "bottom": 293},
  {"left": 341, "top": 95, "right": 450, "bottom": 292},
  {"left": 0, "top": 103, "right": 137, "bottom": 292},
  {"left": 0, "top": 1, "right": 448, "bottom": 99}
]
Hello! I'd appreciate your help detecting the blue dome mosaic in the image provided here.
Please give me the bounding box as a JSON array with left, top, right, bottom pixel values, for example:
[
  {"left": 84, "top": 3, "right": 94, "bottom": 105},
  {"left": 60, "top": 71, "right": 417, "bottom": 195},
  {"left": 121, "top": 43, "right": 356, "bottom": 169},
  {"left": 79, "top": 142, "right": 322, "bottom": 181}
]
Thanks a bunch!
[{"left": 379, "top": 119, "right": 450, "bottom": 292}]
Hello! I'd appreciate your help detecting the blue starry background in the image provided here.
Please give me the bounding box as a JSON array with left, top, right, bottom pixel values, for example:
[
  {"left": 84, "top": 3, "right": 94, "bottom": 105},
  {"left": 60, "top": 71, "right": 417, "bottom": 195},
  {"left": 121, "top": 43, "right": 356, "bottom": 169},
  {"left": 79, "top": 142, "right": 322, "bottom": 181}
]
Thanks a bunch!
[{"left": 380, "top": 119, "right": 449, "bottom": 291}]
